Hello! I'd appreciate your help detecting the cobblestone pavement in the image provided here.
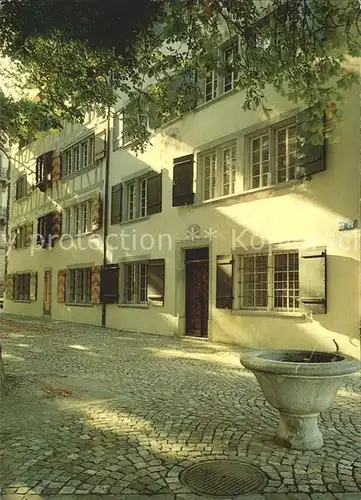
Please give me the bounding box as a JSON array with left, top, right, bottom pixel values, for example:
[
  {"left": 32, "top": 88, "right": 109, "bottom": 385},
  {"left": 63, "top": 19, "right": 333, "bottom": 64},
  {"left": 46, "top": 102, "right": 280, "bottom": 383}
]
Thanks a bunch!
[{"left": 0, "top": 316, "right": 360, "bottom": 500}]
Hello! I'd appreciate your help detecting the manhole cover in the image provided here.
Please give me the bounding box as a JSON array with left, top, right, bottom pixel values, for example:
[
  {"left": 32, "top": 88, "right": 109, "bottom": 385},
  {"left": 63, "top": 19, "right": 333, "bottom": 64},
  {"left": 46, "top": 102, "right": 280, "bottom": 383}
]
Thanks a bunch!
[{"left": 180, "top": 460, "right": 267, "bottom": 497}]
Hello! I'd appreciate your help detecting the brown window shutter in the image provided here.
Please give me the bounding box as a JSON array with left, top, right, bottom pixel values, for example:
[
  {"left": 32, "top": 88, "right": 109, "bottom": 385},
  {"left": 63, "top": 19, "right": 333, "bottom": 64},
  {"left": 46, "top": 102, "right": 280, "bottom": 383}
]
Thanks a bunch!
[
  {"left": 94, "top": 130, "right": 106, "bottom": 160},
  {"left": 172, "top": 154, "right": 194, "bottom": 206},
  {"left": 147, "top": 173, "right": 162, "bottom": 215},
  {"left": 147, "top": 259, "right": 165, "bottom": 306},
  {"left": 30, "top": 272, "right": 37, "bottom": 301},
  {"left": 92, "top": 193, "right": 102, "bottom": 231},
  {"left": 51, "top": 152, "right": 61, "bottom": 181},
  {"left": 25, "top": 223, "right": 33, "bottom": 247},
  {"left": 100, "top": 264, "right": 119, "bottom": 304},
  {"left": 216, "top": 255, "right": 234, "bottom": 309},
  {"left": 295, "top": 108, "right": 326, "bottom": 179},
  {"left": 5, "top": 273, "right": 14, "bottom": 300},
  {"left": 52, "top": 211, "right": 62, "bottom": 243},
  {"left": 299, "top": 246, "right": 327, "bottom": 314},
  {"left": 57, "top": 269, "right": 66, "bottom": 303},
  {"left": 111, "top": 183, "right": 123, "bottom": 225},
  {"left": 91, "top": 265, "right": 101, "bottom": 305}
]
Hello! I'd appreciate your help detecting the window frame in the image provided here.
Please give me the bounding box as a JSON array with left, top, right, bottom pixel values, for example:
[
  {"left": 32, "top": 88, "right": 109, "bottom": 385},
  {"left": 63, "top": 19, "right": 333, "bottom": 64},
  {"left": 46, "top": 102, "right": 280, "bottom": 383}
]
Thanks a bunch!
[
  {"left": 122, "top": 261, "right": 149, "bottom": 306},
  {"left": 236, "top": 250, "right": 300, "bottom": 313},
  {"left": 246, "top": 117, "right": 297, "bottom": 191},
  {"left": 63, "top": 199, "right": 92, "bottom": 236},
  {"left": 16, "top": 175, "right": 27, "bottom": 200},
  {"left": 66, "top": 267, "right": 92, "bottom": 304},
  {"left": 123, "top": 175, "right": 149, "bottom": 222},
  {"left": 62, "top": 135, "right": 95, "bottom": 176},
  {"left": 198, "top": 140, "right": 238, "bottom": 202},
  {"left": 14, "top": 273, "right": 30, "bottom": 301},
  {"left": 15, "top": 225, "right": 28, "bottom": 249}
]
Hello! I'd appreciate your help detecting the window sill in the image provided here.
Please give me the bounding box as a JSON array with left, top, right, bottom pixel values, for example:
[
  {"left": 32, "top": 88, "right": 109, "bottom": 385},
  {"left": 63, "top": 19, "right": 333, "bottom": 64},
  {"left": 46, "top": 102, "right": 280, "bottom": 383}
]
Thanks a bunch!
[
  {"left": 192, "top": 179, "right": 299, "bottom": 209},
  {"left": 14, "top": 300, "right": 31, "bottom": 303},
  {"left": 118, "top": 303, "right": 149, "bottom": 309},
  {"left": 119, "top": 216, "right": 150, "bottom": 227},
  {"left": 232, "top": 309, "right": 306, "bottom": 319},
  {"left": 61, "top": 232, "right": 93, "bottom": 239},
  {"left": 65, "top": 302, "right": 93, "bottom": 307},
  {"left": 194, "top": 87, "right": 239, "bottom": 113},
  {"left": 61, "top": 162, "right": 97, "bottom": 181}
]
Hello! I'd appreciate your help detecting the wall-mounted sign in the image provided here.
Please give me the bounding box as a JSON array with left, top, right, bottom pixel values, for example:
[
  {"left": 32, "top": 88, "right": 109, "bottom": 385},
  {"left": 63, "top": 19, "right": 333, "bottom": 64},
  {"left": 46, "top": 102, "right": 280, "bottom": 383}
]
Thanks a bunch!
[{"left": 338, "top": 220, "right": 358, "bottom": 231}]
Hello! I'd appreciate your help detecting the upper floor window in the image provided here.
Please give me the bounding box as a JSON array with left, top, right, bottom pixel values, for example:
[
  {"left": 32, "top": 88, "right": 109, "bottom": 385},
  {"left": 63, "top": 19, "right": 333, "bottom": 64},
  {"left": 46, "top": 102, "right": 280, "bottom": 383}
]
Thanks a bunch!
[
  {"left": 202, "top": 37, "right": 239, "bottom": 103},
  {"left": 36, "top": 151, "right": 53, "bottom": 187},
  {"left": 199, "top": 141, "right": 237, "bottom": 201},
  {"left": 64, "top": 200, "right": 92, "bottom": 235},
  {"left": 16, "top": 175, "right": 27, "bottom": 200},
  {"left": 248, "top": 120, "right": 296, "bottom": 190},
  {"left": 124, "top": 176, "right": 148, "bottom": 221},
  {"left": 63, "top": 136, "right": 95, "bottom": 176}
]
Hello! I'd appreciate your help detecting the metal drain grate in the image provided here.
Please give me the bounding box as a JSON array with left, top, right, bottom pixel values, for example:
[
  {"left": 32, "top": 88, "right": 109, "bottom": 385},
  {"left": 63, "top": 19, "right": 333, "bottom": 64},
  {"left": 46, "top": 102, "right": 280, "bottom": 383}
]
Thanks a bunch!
[{"left": 180, "top": 460, "right": 267, "bottom": 497}]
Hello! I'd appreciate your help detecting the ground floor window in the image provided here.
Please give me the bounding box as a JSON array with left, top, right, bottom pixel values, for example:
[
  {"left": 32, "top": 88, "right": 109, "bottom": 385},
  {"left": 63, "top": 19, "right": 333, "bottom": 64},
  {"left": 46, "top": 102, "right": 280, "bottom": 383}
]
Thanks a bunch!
[
  {"left": 14, "top": 273, "right": 30, "bottom": 301},
  {"left": 66, "top": 267, "right": 92, "bottom": 304},
  {"left": 122, "top": 259, "right": 165, "bottom": 306},
  {"left": 238, "top": 251, "right": 299, "bottom": 312}
]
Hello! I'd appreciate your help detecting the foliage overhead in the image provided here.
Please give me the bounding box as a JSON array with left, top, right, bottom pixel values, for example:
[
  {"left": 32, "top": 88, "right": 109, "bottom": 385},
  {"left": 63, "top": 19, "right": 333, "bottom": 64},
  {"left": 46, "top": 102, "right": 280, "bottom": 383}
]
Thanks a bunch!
[{"left": 0, "top": 0, "right": 360, "bottom": 150}]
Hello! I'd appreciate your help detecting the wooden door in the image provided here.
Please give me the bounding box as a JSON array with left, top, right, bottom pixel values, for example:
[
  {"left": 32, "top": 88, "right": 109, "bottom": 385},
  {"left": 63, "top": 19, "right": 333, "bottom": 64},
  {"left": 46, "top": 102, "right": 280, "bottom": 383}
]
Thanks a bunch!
[
  {"left": 185, "top": 254, "right": 209, "bottom": 337},
  {"left": 43, "top": 270, "right": 52, "bottom": 314}
]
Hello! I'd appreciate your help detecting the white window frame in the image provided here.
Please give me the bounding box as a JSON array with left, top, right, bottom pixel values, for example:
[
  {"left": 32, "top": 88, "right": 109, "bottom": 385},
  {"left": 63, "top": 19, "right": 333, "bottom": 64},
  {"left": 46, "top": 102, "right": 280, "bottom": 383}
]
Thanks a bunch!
[
  {"left": 63, "top": 200, "right": 92, "bottom": 236},
  {"left": 62, "top": 135, "right": 95, "bottom": 176},
  {"left": 122, "top": 262, "right": 148, "bottom": 305},
  {"left": 66, "top": 267, "right": 92, "bottom": 304},
  {"left": 201, "top": 36, "right": 239, "bottom": 103},
  {"left": 198, "top": 140, "right": 238, "bottom": 201},
  {"left": 123, "top": 176, "right": 149, "bottom": 221},
  {"left": 246, "top": 118, "right": 297, "bottom": 191},
  {"left": 236, "top": 250, "right": 299, "bottom": 312}
]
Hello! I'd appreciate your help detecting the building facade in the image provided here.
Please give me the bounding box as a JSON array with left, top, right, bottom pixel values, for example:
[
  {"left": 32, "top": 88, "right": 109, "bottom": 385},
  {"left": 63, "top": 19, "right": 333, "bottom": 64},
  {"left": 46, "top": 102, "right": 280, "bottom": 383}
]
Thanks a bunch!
[{"left": 4, "top": 77, "right": 361, "bottom": 358}]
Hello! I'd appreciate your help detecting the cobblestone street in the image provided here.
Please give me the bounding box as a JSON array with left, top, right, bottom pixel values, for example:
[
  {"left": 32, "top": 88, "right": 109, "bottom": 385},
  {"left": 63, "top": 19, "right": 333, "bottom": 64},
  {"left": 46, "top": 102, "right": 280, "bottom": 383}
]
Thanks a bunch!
[{"left": 0, "top": 316, "right": 360, "bottom": 500}]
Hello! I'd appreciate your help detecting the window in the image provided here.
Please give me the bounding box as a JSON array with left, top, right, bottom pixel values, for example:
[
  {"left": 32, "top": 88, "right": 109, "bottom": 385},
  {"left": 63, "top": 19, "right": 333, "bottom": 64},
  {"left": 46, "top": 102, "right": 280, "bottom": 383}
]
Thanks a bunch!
[
  {"left": 14, "top": 273, "right": 30, "bottom": 301},
  {"left": 202, "top": 37, "right": 239, "bottom": 103},
  {"left": 222, "top": 39, "right": 238, "bottom": 93},
  {"left": 67, "top": 268, "right": 92, "bottom": 304},
  {"left": 248, "top": 120, "right": 296, "bottom": 189},
  {"left": 199, "top": 141, "right": 237, "bottom": 201},
  {"left": 15, "top": 225, "right": 28, "bottom": 249},
  {"left": 16, "top": 175, "right": 27, "bottom": 200},
  {"left": 37, "top": 213, "right": 57, "bottom": 248},
  {"left": 124, "top": 177, "right": 148, "bottom": 221},
  {"left": 238, "top": 251, "right": 299, "bottom": 312},
  {"left": 62, "top": 135, "right": 95, "bottom": 175},
  {"left": 36, "top": 151, "right": 52, "bottom": 186},
  {"left": 124, "top": 262, "right": 148, "bottom": 305},
  {"left": 122, "top": 259, "right": 165, "bottom": 306},
  {"left": 64, "top": 200, "right": 92, "bottom": 235}
]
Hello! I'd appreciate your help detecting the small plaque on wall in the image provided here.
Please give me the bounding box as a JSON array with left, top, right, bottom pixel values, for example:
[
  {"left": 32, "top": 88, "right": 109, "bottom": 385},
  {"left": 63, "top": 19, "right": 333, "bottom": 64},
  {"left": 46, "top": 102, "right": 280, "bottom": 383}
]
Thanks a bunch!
[{"left": 338, "top": 220, "right": 358, "bottom": 231}]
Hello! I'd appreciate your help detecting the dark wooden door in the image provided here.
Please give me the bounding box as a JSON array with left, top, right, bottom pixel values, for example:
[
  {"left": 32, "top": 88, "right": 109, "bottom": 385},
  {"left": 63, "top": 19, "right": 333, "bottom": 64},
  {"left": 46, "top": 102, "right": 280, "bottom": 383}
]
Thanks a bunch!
[
  {"left": 43, "top": 270, "right": 51, "bottom": 314},
  {"left": 185, "top": 258, "right": 209, "bottom": 337}
]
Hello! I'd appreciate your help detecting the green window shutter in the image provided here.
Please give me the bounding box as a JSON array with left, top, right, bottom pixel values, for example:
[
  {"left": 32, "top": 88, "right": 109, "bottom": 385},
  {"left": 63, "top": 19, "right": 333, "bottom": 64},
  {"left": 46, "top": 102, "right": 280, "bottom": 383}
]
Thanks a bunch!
[
  {"left": 111, "top": 183, "right": 123, "bottom": 225},
  {"left": 295, "top": 108, "right": 326, "bottom": 179},
  {"left": 172, "top": 154, "right": 194, "bottom": 206},
  {"left": 147, "top": 259, "right": 165, "bottom": 306},
  {"left": 147, "top": 173, "right": 162, "bottom": 215},
  {"left": 299, "top": 247, "right": 327, "bottom": 314},
  {"left": 100, "top": 264, "right": 119, "bottom": 304},
  {"left": 216, "top": 255, "right": 234, "bottom": 309}
]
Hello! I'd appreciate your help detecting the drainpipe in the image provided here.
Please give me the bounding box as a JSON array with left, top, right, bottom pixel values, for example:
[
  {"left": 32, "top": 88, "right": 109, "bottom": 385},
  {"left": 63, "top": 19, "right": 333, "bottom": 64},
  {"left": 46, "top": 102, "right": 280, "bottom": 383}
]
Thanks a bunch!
[{"left": 101, "top": 72, "right": 113, "bottom": 328}]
